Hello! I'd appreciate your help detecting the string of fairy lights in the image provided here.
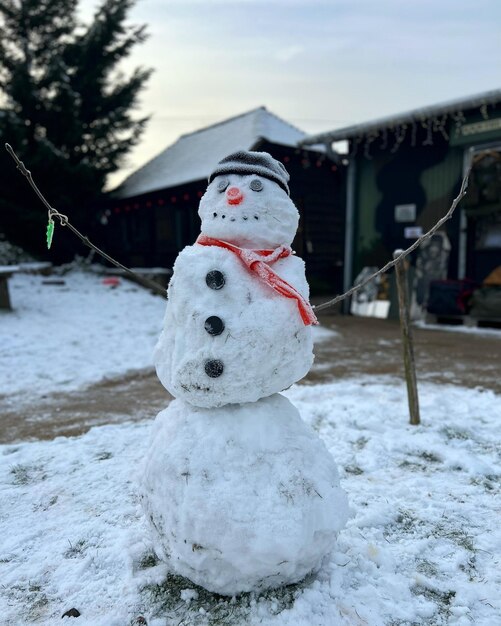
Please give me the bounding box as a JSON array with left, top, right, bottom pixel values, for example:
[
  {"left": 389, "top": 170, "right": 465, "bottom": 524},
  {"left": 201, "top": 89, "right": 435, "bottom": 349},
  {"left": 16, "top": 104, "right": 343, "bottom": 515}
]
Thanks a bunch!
[
  {"left": 107, "top": 190, "right": 205, "bottom": 220},
  {"left": 351, "top": 101, "right": 493, "bottom": 160},
  {"left": 105, "top": 151, "right": 340, "bottom": 223}
]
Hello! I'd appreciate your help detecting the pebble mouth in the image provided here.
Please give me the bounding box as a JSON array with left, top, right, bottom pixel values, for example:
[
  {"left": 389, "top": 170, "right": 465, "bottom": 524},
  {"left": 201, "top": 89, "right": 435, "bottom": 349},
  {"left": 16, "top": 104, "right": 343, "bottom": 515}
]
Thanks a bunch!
[
  {"left": 210, "top": 213, "right": 257, "bottom": 222},
  {"left": 180, "top": 383, "right": 211, "bottom": 393}
]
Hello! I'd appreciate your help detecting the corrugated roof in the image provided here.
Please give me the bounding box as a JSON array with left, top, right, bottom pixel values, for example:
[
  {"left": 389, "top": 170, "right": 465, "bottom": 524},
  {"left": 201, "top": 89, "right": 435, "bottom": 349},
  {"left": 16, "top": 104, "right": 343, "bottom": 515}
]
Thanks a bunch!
[
  {"left": 112, "top": 107, "right": 306, "bottom": 199},
  {"left": 300, "top": 88, "right": 501, "bottom": 146}
]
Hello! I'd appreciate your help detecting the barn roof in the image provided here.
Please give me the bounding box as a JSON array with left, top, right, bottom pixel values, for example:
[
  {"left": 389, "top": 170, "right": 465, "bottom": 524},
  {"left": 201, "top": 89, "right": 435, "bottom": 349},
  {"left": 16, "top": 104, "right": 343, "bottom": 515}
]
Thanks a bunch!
[
  {"left": 300, "top": 88, "right": 501, "bottom": 146},
  {"left": 112, "top": 107, "right": 306, "bottom": 199}
]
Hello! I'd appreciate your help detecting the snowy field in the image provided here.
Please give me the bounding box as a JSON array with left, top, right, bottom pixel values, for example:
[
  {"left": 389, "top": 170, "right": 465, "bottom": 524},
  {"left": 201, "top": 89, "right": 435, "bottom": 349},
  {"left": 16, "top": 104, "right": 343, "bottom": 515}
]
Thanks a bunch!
[
  {"left": 0, "top": 270, "right": 166, "bottom": 403},
  {"left": 1, "top": 269, "right": 500, "bottom": 625},
  {"left": 1, "top": 380, "right": 500, "bottom": 625}
]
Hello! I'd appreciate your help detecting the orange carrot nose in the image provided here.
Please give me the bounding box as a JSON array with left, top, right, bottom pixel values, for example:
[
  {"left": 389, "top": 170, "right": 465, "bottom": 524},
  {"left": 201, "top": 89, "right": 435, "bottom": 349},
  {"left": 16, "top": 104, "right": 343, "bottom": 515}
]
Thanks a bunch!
[{"left": 226, "top": 186, "right": 243, "bottom": 205}]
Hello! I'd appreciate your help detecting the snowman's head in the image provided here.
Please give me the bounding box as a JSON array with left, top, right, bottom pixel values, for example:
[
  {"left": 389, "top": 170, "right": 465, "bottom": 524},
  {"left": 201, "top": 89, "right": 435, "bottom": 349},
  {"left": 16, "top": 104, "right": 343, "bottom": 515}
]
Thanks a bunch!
[{"left": 198, "top": 151, "right": 299, "bottom": 249}]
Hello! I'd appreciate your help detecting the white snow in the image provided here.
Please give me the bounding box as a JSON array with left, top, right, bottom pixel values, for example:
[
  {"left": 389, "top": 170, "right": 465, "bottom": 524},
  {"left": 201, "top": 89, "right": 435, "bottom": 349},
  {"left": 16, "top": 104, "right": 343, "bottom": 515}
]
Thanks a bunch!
[
  {"left": 149, "top": 160, "right": 333, "bottom": 595},
  {"left": 141, "top": 394, "right": 348, "bottom": 595},
  {"left": 154, "top": 167, "right": 314, "bottom": 409},
  {"left": 0, "top": 265, "right": 20, "bottom": 273},
  {"left": 1, "top": 379, "right": 500, "bottom": 625},
  {"left": 154, "top": 244, "right": 313, "bottom": 408},
  {"left": 198, "top": 172, "right": 299, "bottom": 249},
  {"left": 1, "top": 265, "right": 500, "bottom": 624},
  {"left": 0, "top": 271, "right": 165, "bottom": 403},
  {"left": 415, "top": 320, "right": 501, "bottom": 338}
]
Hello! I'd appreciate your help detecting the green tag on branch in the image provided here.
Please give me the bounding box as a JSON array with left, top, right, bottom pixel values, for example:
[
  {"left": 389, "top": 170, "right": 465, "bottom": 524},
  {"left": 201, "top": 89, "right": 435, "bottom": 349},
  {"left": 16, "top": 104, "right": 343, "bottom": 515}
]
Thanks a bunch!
[{"left": 46, "top": 218, "right": 54, "bottom": 249}]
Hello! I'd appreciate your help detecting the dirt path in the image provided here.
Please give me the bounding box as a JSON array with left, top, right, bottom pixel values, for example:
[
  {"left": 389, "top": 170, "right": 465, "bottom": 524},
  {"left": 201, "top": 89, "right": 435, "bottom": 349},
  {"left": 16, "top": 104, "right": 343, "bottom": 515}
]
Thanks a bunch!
[{"left": 1, "top": 315, "right": 500, "bottom": 443}]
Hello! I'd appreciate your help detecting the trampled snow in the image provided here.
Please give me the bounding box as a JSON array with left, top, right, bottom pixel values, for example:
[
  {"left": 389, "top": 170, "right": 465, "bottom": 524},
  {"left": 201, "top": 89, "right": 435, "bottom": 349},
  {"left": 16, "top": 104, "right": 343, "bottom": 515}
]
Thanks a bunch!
[
  {"left": 1, "top": 267, "right": 500, "bottom": 624},
  {"left": 0, "top": 270, "right": 166, "bottom": 403},
  {"left": 1, "top": 380, "right": 500, "bottom": 625}
]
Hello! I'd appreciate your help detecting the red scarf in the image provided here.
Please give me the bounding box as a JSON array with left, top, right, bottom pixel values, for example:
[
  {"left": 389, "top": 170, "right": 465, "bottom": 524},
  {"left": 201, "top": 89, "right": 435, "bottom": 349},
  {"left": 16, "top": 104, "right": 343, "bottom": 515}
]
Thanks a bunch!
[{"left": 196, "top": 235, "right": 318, "bottom": 326}]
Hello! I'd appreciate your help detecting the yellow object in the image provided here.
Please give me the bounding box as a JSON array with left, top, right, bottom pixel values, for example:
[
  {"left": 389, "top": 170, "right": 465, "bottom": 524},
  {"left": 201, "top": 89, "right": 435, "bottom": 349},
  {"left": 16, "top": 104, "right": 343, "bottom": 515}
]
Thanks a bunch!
[{"left": 484, "top": 266, "right": 501, "bottom": 286}]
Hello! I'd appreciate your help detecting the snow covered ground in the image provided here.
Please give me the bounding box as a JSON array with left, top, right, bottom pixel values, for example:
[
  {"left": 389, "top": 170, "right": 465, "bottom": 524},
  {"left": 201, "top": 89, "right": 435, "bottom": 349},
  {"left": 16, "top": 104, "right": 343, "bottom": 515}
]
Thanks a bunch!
[
  {"left": 415, "top": 320, "right": 501, "bottom": 338},
  {"left": 1, "top": 380, "right": 500, "bottom": 625},
  {"left": 0, "top": 270, "right": 166, "bottom": 402},
  {"left": 1, "top": 269, "right": 500, "bottom": 625}
]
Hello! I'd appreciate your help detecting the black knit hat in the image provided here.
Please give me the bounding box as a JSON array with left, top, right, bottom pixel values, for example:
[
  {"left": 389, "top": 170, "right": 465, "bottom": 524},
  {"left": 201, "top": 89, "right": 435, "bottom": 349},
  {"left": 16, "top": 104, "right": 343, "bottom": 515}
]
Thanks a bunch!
[{"left": 208, "top": 151, "right": 290, "bottom": 195}]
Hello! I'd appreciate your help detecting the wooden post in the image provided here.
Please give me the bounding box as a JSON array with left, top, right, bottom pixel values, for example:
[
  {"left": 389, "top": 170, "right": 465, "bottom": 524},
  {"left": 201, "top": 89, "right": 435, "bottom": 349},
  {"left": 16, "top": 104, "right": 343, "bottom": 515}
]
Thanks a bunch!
[
  {"left": 0, "top": 272, "right": 13, "bottom": 310},
  {"left": 393, "top": 250, "right": 420, "bottom": 425}
]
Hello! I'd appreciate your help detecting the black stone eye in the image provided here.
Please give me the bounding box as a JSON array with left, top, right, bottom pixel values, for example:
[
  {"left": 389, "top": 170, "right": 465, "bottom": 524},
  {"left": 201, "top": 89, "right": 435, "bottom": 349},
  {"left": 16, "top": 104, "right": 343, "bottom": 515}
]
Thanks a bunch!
[
  {"left": 216, "top": 179, "right": 229, "bottom": 192},
  {"left": 249, "top": 178, "right": 263, "bottom": 192}
]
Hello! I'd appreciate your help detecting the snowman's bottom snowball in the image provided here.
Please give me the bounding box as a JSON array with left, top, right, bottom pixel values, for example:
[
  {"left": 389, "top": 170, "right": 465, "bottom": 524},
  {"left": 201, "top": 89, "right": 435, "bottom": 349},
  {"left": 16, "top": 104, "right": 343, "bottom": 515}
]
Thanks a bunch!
[{"left": 140, "top": 394, "right": 348, "bottom": 595}]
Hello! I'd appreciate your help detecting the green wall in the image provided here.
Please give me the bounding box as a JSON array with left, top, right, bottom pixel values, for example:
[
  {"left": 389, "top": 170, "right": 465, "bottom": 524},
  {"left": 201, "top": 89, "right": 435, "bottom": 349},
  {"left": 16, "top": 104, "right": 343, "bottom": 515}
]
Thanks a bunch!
[{"left": 352, "top": 138, "right": 464, "bottom": 279}]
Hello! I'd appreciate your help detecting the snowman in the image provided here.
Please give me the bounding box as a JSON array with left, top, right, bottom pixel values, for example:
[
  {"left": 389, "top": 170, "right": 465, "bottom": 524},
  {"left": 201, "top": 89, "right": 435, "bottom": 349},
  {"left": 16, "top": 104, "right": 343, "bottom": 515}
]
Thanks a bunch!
[{"left": 141, "top": 151, "right": 348, "bottom": 595}]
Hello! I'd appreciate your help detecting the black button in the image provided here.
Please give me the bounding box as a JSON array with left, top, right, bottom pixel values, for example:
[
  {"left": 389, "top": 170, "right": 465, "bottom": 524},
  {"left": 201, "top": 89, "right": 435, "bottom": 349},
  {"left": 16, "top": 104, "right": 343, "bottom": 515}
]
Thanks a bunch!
[
  {"left": 205, "top": 316, "right": 225, "bottom": 336},
  {"left": 206, "top": 270, "right": 225, "bottom": 290},
  {"left": 204, "top": 359, "right": 224, "bottom": 378}
]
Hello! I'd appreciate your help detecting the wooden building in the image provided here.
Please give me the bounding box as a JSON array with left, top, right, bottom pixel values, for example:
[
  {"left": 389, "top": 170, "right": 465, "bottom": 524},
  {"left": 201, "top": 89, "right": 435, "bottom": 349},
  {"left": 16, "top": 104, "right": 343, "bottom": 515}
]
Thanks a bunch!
[
  {"left": 102, "top": 107, "right": 345, "bottom": 294},
  {"left": 301, "top": 89, "right": 501, "bottom": 293}
]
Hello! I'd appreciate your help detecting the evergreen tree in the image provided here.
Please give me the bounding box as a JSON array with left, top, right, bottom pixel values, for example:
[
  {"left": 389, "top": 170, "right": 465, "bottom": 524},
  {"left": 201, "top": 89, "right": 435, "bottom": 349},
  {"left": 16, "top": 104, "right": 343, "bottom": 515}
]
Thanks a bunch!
[{"left": 0, "top": 0, "right": 152, "bottom": 260}]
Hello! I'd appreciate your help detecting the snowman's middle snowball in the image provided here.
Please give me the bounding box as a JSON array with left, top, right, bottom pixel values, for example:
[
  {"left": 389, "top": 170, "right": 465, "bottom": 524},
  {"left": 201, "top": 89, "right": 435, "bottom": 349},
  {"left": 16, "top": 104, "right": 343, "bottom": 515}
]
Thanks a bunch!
[{"left": 154, "top": 244, "right": 313, "bottom": 408}]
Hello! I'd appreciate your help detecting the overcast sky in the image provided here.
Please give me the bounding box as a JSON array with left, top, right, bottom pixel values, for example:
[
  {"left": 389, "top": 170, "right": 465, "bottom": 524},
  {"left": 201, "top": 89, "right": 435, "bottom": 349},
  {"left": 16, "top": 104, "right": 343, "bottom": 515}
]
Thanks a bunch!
[{"left": 79, "top": 0, "right": 501, "bottom": 188}]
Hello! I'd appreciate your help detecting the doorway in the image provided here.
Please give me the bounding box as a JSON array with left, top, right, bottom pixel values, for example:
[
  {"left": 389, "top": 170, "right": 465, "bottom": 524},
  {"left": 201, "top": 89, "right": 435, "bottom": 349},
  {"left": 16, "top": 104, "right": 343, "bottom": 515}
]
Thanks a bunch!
[{"left": 461, "top": 145, "right": 501, "bottom": 282}]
